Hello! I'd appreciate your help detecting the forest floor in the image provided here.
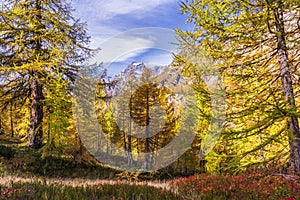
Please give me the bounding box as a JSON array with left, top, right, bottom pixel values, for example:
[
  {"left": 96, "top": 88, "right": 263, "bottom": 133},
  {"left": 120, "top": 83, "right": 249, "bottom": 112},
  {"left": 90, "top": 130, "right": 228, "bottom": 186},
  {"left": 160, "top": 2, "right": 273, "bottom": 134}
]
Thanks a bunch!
[
  {"left": 0, "top": 135, "right": 182, "bottom": 199},
  {"left": 0, "top": 135, "right": 299, "bottom": 199}
]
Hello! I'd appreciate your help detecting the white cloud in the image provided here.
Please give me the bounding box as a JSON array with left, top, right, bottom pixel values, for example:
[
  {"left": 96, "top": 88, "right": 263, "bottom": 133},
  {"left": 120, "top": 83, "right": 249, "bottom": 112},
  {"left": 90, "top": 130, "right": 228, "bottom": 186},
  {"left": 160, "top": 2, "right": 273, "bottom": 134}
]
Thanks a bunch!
[
  {"left": 89, "top": 27, "right": 177, "bottom": 64},
  {"left": 71, "top": 0, "right": 177, "bottom": 51},
  {"left": 71, "top": 0, "right": 180, "bottom": 49},
  {"left": 71, "top": 0, "right": 181, "bottom": 75},
  {"left": 72, "top": 0, "right": 175, "bottom": 20},
  {"left": 102, "top": 0, "right": 174, "bottom": 16},
  {"left": 89, "top": 36, "right": 154, "bottom": 64}
]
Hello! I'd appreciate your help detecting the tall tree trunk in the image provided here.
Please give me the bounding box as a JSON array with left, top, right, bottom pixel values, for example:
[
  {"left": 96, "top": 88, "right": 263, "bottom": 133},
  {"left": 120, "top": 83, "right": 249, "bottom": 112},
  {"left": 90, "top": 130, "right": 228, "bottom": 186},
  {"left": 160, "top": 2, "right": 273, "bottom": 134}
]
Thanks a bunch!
[
  {"left": 123, "top": 113, "right": 127, "bottom": 156},
  {"left": 144, "top": 86, "right": 151, "bottom": 170},
  {"left": 275, "top": 3, "right": 300, "bottom": 173},
  {"left": 127, "top": 82, "right": 133, "bottom": 166},
  {"left": 10, "top": 102, "right": 14, "bottom": 137},
  {"left": 0, "top": 116, "right": 3, "bottom": 135},
  {"left": 28, "top": 0, "right": 44, "bottom": 149},
  {"left": 96, "top": 128, "right": 101, "bottom": 155},
  {"left": 28, "top": 79, "right": 44, "bottom": 149},
  {"left": 127, "top": 115, "right": 133, "bottom": 166},
  {"left": 127, "top": 135, "right": 132, "bottom": 166}
]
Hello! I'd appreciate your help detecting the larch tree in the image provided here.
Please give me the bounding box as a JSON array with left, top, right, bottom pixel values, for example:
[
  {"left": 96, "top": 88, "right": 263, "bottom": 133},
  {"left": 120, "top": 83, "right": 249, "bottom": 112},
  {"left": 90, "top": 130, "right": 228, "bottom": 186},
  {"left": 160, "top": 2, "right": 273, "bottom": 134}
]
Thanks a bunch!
[
  {"left": 0, "top": 0, "right": 92, "bottom": 149},
  {"left": 176, "top": 0, "right": 300, "bottom": 173}
]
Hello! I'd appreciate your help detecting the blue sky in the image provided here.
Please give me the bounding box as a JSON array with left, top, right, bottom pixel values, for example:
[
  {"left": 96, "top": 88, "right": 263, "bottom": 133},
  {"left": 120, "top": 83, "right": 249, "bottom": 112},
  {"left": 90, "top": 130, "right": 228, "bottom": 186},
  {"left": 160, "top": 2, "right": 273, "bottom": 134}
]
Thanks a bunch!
[{"left": 71, "top": 0, "right": 191, "bottom": 75}]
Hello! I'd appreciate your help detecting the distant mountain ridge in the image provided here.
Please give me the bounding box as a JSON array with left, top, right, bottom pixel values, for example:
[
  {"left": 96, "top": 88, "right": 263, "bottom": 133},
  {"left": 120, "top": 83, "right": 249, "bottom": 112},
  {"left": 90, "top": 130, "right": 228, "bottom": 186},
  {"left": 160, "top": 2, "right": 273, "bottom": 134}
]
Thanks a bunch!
[{"left": 99, "top": 61, "right": 180, "bottom": 98}]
